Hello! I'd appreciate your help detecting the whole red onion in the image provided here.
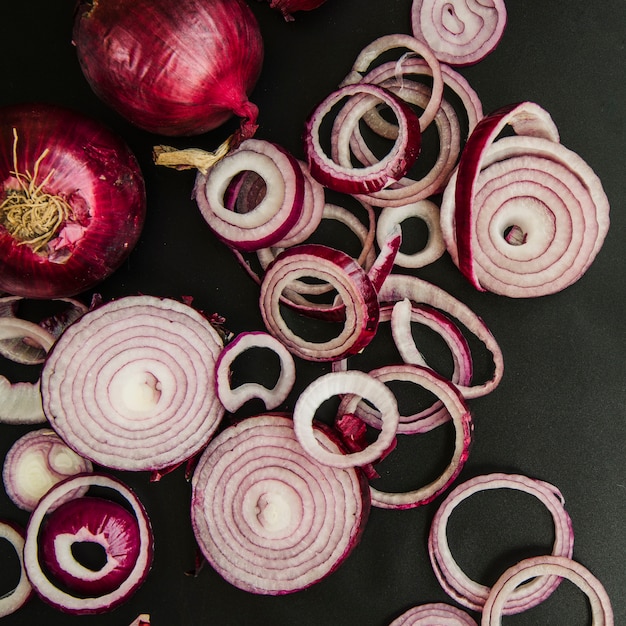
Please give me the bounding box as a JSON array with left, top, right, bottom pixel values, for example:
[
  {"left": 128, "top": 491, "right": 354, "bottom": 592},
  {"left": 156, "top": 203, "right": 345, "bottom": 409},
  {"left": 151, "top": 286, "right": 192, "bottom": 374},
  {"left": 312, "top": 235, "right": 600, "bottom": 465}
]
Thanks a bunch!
[
  {"left": 0, "top": 102, "right": 145, "bottom": 299},
  {"left": 73, "top": 0, "right": 264, "bottom": 137}
]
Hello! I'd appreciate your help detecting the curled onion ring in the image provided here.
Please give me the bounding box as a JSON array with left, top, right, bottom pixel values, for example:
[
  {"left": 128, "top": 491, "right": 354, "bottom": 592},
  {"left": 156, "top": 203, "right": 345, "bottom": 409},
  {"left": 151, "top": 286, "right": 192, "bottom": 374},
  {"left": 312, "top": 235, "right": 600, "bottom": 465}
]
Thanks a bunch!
[
  {"left": 481, "top": 555, "right": 614, "bottom": 625},
  {"left": 411, "top": 0, "right": 508, "bottom": 66},
  {"left": 215, "top": 331, "right": 296, "bottom": 412},
  {"left": 0, "top": 521, "right": 32, "bottom": 617},
  {"left": 428, "top": 473, "right": 574, "bottom": 614},
  {"left": 41, "top": 295, "right": 225, "bottom": 471},
  {"left": 190, "top": 413, "right": 370, "bottom": 594}
]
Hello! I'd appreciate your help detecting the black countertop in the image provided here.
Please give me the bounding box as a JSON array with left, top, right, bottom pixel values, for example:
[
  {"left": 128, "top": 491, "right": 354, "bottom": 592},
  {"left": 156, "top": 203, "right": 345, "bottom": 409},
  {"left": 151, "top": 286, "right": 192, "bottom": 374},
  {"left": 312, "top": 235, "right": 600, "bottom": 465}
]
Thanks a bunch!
[{"left": 0, "top": 1, "right": 624, "bottom": 624}]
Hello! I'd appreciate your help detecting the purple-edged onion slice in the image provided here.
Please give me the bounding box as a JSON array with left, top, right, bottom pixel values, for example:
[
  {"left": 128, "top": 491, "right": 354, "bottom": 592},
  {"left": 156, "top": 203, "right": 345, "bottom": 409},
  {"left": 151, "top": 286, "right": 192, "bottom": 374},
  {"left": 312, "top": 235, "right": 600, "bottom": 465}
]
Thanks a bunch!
[
  {"left": 41, "top": 295, "right": 225, "bottom": 472},
  {"left": 303, "top": 83, "right": 421, "bottom": 194},
  {"left": 190, "top": 413, "right": 370, "bottom": 594},
  {"left": 481, "top": 555, "right": 614, "bottom": 625},
  {"left": 259, "top": 244, "right": 380, "bottom": 361},
  {"left": 0, "top": 521, "right": 32, "bottom": 617},
  {"left": 215, "top": 331, "right": 296, "bottom": 412},
  {"left": 428, "top": 473, "right": 574, "bottom": 614},
  {"left": 23, "top": 473, "right": 153, "bottom": 614},
  {"left": 3, "top": 428, "right": 92, "bottom": 511},
  {"left": 194, "top": 139, "right": 305, "bottom": 251},
  {"left": 411, "top": 0, "right": 507, "bottom": 66},
  {"left": 389, "top": 602, "right": 477, "bottom": 625}
]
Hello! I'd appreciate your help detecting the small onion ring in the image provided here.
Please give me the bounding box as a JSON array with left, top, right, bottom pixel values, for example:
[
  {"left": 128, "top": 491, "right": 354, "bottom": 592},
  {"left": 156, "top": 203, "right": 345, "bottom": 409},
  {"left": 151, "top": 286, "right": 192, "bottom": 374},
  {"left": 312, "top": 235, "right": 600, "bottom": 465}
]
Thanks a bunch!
[
  {"left": 41, "top": 295, "right": 225, "bottom": 471},
  {"left": 294, "top": 370, "right": 400, "bottom": 468},
  {"left": 390, "top": 602, "right": 477, "bottom": 625},
  {"left": 190, "top": 413, "right": 370, "bottom": 594},
  {"left": 428, "top": 473, "right": 574, "bottom": 614},
  {"left": 0, "top": 521, "right": 32, "bottom": 618},
  {"left": 304, "top": 83, "right": 421, "bottom": 194},
  {"left": 377, "top": 200, "right": 446, "bottom": 268},
  {"left": 215, "top": 331, "right": 296, "bottom": 412},
  {"left": 23, "top": 473, "right": 153, "bottom": 614},
  {"left": 481, "top": 555, "right": 614, "bottom": 625},
  {"left": 411, "top": 0, "right": 508, "bottom": 66},
  {"left": 259, "top": 244, "right": 380, "bottom": 361}
]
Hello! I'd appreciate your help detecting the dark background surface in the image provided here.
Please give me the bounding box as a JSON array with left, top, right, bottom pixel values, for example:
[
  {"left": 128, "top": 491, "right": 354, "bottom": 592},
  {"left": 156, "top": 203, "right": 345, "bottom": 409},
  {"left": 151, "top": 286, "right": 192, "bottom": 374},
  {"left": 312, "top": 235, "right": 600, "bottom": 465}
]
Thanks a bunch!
[{"left": 0, "top": 0, "right": 624, "bottom": 624}]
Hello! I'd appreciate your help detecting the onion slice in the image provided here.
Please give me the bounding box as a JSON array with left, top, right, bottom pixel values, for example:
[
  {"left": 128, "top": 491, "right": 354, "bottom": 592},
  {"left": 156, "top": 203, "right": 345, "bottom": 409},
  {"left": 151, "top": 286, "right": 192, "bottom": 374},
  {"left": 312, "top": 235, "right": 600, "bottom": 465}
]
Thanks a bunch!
[
  {"left": 259, "top": 244, "right": 380, "bottom": 361},
  {"left": 215, "top": 331, "right": 296, "bottom": 412},
  {"left": 3, "top": 428, "right": 92, "bottom": 511},
  {"left": 304, "top": 83, "right": 421, "bottom": 194},
  {"left": 389, "top": 602, "right": 477, "bottom": 625},
  {"left": 294, "top": 370, "right": 400, "bottom": 468},
  {"left": 428, "top": 473, "right": 574, "bottom": 614},
  {"left": 0, "top": 521, "right": 32, "bottom": 618},
  {"left": 481, "top": 555, "right": 614, "bottom": 625},
  {"left": 190, "top": 413, "right": 370, "bottom": 594},
  {"left": 41, "top": 295, "right": 225, "bottom": 471},
  {"left": 23, "top": 473, "right": 153, "bottom": 614},
  {"left": 410, "top": 0, "right": 508, "bottom": 66}
]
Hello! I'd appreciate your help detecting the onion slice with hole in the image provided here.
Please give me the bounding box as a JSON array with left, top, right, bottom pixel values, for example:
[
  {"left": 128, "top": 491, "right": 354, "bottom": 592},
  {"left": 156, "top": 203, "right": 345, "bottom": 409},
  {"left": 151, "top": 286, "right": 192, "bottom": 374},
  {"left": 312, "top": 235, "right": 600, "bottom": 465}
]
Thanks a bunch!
[
  {"left": 259, "top": 244, "right": 380, "bottom": 360},
  {"left": 410, "top": 0, "right": 508, "bottom": 66},
  {"left": 215, "top": 331, "right": 296, "bottom": 412},
  {"left": 41, "top": 295, "right": 225, "bottom": 471},
  {"left": 23, "top": 473, "right": 153, "bottom": 614},
  {"left": 0, "top": 521, "right": 32, "bottom": 617},
  {"left": 481, "top": 555, "right": 614, "bottom": 625},
  {"left": 193, "top": 139, "right": 305, "bottom": 251},
  {"left": 304, "top": 83, "right": 421, "bottom": 194},
  {"left": 3, "top": 428, "right": 92, "bottom": 511},
  {"left": 389, "top": 602, "right": 477, "bottom": 625},
  {"left": 190, "top": 413, "right": 370, "bottom": 594},
  {"left": 294, "top": 370, "right": 400, "bottom": 468},
  {"left": 428, "top": 473, "right": 574, "bottom": 614}
]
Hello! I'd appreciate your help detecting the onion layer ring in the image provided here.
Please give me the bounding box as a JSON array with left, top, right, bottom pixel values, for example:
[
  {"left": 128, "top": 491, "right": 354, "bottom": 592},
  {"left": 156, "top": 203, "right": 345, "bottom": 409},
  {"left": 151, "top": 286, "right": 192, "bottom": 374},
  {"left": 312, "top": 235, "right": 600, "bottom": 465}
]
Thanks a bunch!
[
  {"left": 428, "top": 473, "right": 574, "bottom": 614},
  {"left": 390, "top": 602, "right": 477, "bottom": 625},
  {"left": 0, "top": 521, "right": 32, "bottom": 617},
  {"left": 481, "top": 555, "right": 614, "bottom": 625}
]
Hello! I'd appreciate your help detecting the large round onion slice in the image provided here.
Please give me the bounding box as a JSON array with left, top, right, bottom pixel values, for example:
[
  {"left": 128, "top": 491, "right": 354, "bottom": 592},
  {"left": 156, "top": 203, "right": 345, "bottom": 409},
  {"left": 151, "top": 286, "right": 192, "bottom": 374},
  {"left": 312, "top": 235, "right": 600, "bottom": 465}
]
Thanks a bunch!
[
  {"left": 41, "top": 295, "right": 225, "bottom": 471},
  {"left": 303, "top": 83, "right": 421, "bottom": 194},
  {"left": 0, "top": 521, "right": 32, "bottom": 618},
  {"left": 190, "top": 413, "right": 370, "bottom": 594},
  {"left": 428, "top": 473, "right": 574, "bottom": 614},
  {"left": 259, "top": 244, "right": 380, "bottom": 361},
  {"left": 481, "top": 555, "right": 614, "bottom": 625},
  {"left": 294, "top": 370, "right": 400, "bottom": 469},
  {"left": 390, "top": 602, "right": 477, "bottom": 625},
  {"left": 23, "top": 473, "right": 153, "bottom": 614},
  {"left": 3, "top": 428, "right": 92, "bottom": 511},
  {"left": 410, "top": 0, "right": 508, "bottom": 66}
]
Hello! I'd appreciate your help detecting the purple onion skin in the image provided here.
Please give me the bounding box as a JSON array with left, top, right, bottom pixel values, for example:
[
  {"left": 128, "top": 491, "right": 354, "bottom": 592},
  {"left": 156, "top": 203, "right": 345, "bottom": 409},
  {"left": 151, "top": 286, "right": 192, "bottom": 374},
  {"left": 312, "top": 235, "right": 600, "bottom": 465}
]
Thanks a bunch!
[
  {"left": 0, "top": 102, "right": 146, "bottom": 299},
  {"left": 73, "top": 0, "right": 264, "bottom": 137},
  {"left": 39, "top": 496, "right": 142, "bottom": 596}
]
